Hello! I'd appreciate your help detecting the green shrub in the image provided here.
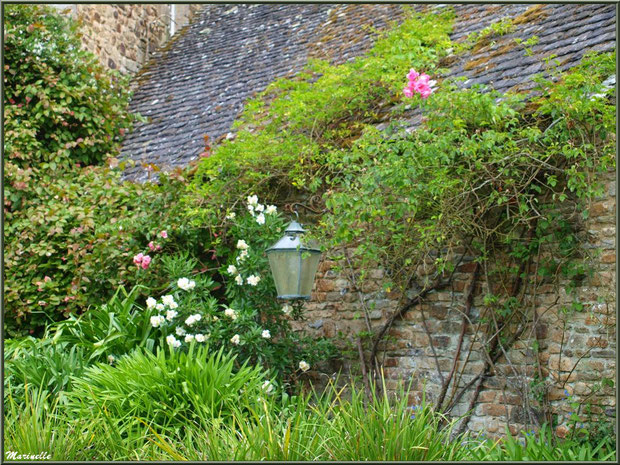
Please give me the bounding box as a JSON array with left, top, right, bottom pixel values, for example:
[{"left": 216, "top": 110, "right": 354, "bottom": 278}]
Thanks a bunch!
[
  {"left": 3, "top": 4, "right": 133, "bottom": 171},
  {"left": 188, "top": 8, "right": 455, "bottom": 223},
  {"left": 2, "top": 4, "right": 212, "bottom": 335},
  {"left": 67, "top": 345, "right": 269, "bottom": 432}
]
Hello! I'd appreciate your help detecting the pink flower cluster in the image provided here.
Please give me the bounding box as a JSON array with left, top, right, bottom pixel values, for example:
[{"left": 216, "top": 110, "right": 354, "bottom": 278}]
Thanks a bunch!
[
  {"left": 133, "top": 253, "right": 152, "bottom": 270},
  {"left": 403, "top": 69, "right": 433, "bottom": 99},
  {"left": 132, "top": 231, "right": 167, "bottom": 270}
]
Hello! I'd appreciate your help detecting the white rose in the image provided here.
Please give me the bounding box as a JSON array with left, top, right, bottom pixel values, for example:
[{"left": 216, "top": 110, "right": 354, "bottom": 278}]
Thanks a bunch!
[
  {"left": 235, "top": 274, "right": 244, "bottom": 285},
  {"left": 156, "top": 303, "right": 165, "bottom": 311},
  {"left": 195, "top": 333, "right": 206, "bottom": 342},
  {"left": 262, "top": 380, "right": 274, "bottom": 394},
  {"left": 261, "top": 329, "right": 271, "bottom": 339},
  {"left": 299, "top": 360, "right": 310, "bottom": 372},
  {"left": 150, "top": 315, "right": 165, "bottom": 328},
  {"left": 176, "top": 327, "right": 187, "bottom": 336},
  {"left": 247, "top": 194, "right": 258, "bottom": 206},
  {"left": 162, "top": 295, "right": 176, "bottom": 307},
  {"left": 185, "top": 315, "right": 196, "bottom": 326},
  {"left": 166, "top": 335, "right": 180, "bottom": 348},
  {"left": 255, "top": 204, "right": 265, "bottom": 212},
  {"left": 236, "top": 239, "right": 249, "bottom": 250},
  {"left": 184, "top": 334, "right": 195, "bottom": 343},
  {"left": 227, "top": 264, "right": 237, "bottom": 275},
  {"left": 265, "top": 205, "right": 277, "bottom": 215},
  {"left": 146, "top": 297, "right": 157, "bottom": 309},
  {"left": 231, "top": 334, "right": 240, "bottom": 345},
  {"left": 166, "top": 310, "right": 178, "bottom": 321},
  {"left": 247, "top": 275, "right": 261, "bottom": 286},
  {"left": 255, "top": 213, "right": 265, "bottom": 225}
]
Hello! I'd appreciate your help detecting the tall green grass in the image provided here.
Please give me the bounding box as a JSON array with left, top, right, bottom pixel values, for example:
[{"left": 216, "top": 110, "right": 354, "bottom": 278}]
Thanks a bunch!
[
  {"left": 4, "top": 355, "right": 615, "bottom": 461},
  {"left": 66, "top": 344, "right": 268, "bottom": 432}
]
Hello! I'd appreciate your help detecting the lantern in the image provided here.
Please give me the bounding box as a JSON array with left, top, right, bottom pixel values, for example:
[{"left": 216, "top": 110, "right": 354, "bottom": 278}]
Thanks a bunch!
[{"left": 266, "top": 220, "right": 321, "bottom": 300}]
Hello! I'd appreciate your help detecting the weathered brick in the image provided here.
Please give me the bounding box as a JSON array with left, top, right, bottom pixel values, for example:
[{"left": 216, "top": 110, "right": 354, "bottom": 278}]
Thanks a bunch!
[{"left": 600, "top": 252, "right": 616, "bottom": 264}]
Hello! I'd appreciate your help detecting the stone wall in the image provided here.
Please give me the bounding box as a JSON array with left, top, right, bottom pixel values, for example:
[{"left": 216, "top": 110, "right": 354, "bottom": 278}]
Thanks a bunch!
[
  {"left": 298, "top": 173, "right": 616, "bottom": 438},
  {"left": 53, "top": 4, "right": 203, "bottom": 75}
]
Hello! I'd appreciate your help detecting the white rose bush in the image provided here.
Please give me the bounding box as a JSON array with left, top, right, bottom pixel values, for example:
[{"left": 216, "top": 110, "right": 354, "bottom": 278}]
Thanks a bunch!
[{"left": 135, "top": 195, "right": 334, "bottom": 384}]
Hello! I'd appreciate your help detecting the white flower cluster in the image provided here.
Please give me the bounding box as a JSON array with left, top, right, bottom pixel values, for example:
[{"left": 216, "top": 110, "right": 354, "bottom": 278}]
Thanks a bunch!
[
  {"left": 228, "top": 243, "right": 260, "bottom": 287},
  {"left": 177, "top": 277, "right": 196, "bottom": 291},
  {"left": 184, "top": 333, "right": 207, "bottom": 343},
  {"left": 224, "top": 308, "right": 238, "bottom": 320},
  {"left": 231, "top": 334, "right": 241, "bottom": 345},
  {"left": 185, "top": 313, "right": 202, "bottom": 326},
  {"left": 236, "top": 240, "right": 249, "bottom": 263},
  {"left": 246, "top": 194, "right": 277, "bottom": 225},
  {"left": 166, "top": 334, "right": 181, "bottom": 348}
]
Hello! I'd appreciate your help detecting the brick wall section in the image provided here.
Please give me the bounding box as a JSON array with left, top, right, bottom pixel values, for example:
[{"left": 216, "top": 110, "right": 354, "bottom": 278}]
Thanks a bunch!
[
  {"left": 65, "top": 4, "right": 203, "bottom": 75},
  {"left": 297, "top": 173, "right": 615, "bottom": 437}
]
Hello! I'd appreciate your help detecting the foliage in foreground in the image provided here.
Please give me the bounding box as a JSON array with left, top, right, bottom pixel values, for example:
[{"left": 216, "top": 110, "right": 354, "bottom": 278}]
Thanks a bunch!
[{"left": 4, "top": 378, "right": 615, "bottom": 462}]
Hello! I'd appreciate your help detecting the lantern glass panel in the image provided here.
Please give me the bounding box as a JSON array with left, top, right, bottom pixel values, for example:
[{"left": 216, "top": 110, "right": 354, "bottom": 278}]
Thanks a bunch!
[
  {"left": 299, "top": 250, "right": 321, "bottom": 297},
  {"left": 267, "top": 249, "right": 301, "bottom": 298}
]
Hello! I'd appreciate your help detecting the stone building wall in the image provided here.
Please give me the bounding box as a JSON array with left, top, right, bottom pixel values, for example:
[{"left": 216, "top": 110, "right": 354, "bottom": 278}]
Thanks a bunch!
[
  {"left": 53, "top": 4, "right": 203, "bottom": 75},
  {"left": 298, "top": 173, "right": 616, "bottom": 438}
]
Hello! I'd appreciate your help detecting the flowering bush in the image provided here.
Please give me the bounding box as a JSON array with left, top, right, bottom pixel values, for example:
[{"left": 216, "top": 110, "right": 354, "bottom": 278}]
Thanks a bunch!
[
  {"left": 143, "top": 196, "right": 335, "bottom": 383},
  {"left": 2, "top": 4, "right": 209, "bottom": 336}
]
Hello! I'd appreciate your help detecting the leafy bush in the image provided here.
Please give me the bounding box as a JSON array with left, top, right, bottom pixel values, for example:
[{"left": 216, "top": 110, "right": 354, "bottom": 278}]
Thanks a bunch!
[
  {"left": 187, "top": 8, "right": 455, "bottom": 224},
  {"left": 135, "top": 198, "right": 335, "bottom": 382},
  {"left": 67, "top": 345, "right": 269, "bottom": 432},
  {"left": 2, "top": 4, "right": 211, "bottom": 335},
  {"left": 3, "top": 4, "right": 133, "bottom": 170}
]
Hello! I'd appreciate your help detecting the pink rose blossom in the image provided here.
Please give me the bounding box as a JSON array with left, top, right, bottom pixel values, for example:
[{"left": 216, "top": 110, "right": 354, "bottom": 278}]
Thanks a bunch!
[
  {"left": 141, "top": 255, "right": 152, "bottom": 269},
  {"left": 404, "top": 69, "right": 435, "bottom": 99},
  {"left": 160, "top": 230, "right": 168, "bottom": 239},
  {"left": 407, "top": 69, "right": 420, "bottom": 81},
  {"left": 44, "top": 276, "right": 52, "bottom": 282},
  {"left": 148, "top": 241, "right": 156, "bottom": 251},
  {"left": 133, "top": 253, "right": 144, "bottom": 266}
]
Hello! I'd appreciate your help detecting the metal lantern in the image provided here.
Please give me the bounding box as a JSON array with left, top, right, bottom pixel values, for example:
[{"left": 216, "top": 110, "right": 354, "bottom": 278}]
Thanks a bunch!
[{"left": 266, "top": 220, "right": 321, "bottom": 300}]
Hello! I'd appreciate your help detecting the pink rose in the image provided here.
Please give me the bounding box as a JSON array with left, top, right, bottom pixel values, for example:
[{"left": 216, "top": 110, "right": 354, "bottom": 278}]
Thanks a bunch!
[
  {"left": 160, "top": 230, "right": 168, "bottom": 239},
  {"left": 417, "top": 73, "right": 430, "bottom": 85},
  {"left": 148, "top": 241, "right": 156, "bottom": 251},
  {"left": 419, "top": 86, "right": 433, "bottom": 99},
  {"left": 403, "top": 87, "right": 414, "bottom": 98},
  {"left": 44, "top": 276, "right": 52, "bottom": 282},
  {"left": 407, "top": 69, "right": 419, "bottom": 81},
  {"left": 141, "top": 255, "right": 152, "bottom": 269},
  {"left": 133, "top": 253, "right": 144, "bottom": 266}
]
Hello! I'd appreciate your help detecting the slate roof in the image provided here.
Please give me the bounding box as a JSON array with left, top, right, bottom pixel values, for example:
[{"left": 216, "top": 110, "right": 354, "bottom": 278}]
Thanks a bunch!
[{"left": 120, "top": 3, "right": 616, "bottom": 182}]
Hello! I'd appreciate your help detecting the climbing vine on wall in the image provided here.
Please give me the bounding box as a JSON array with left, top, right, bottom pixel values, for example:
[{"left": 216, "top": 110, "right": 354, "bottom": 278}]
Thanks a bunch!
[{"left": 186, "top": 6, "right": 615, "bottom": 436}]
